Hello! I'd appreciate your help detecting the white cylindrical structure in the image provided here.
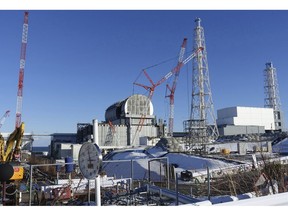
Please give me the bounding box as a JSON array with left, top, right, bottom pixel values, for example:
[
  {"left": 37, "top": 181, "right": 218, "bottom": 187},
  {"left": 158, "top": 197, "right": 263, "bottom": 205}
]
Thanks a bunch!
[
  {"left": 95, "top": 176, "right": 101, "bottom": 206},
  {"left": 92, "top": 119, "right": 101, "bottom": 206},
  {"left": 93, "top": 119, "right": 99, "bottom": 144}
]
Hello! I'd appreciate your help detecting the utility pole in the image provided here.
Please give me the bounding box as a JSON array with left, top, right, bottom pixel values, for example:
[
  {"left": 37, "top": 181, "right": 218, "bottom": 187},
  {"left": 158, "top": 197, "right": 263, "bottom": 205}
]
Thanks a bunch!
[{"left": 184, "top": 18, "right": 219, "bottom": 152}]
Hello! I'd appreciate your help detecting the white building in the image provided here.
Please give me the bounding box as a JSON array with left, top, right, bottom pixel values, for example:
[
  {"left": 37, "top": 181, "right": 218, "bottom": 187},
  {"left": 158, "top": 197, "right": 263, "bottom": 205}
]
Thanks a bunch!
[{"left": 216, "top": 106, "right": 275, "bottom": 136}]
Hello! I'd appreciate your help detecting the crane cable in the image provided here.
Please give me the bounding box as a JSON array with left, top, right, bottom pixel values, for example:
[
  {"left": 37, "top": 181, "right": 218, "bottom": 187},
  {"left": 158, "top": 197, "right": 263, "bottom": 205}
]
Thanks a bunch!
[{"left": 133, "top": 50, "right": 195, "bottom": 85}]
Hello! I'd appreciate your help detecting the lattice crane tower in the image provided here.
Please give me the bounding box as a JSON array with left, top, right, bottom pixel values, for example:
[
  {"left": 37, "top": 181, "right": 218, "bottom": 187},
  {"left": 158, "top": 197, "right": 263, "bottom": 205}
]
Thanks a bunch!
[
  {"left": 264, "top": 62, "right": 284, "bottom": 131},
  {"left": 184, "top": 17, "right": 219, "bottom": 150}
]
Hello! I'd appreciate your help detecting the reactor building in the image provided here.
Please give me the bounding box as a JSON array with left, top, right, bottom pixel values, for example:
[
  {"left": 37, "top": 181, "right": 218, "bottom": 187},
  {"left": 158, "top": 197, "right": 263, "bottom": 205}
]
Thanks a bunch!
[{"left": 77, "top": 94, "right": 165, "bottom": 149}]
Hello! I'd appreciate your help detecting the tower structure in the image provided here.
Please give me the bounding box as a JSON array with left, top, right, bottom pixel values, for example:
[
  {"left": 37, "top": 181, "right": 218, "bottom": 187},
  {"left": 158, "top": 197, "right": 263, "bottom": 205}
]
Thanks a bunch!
[
  {"left": 264, "top": 62, "right": 284, "bottom": 131},
  {"left": 183, "top": 18, "right": 219, "bottom": 151}
]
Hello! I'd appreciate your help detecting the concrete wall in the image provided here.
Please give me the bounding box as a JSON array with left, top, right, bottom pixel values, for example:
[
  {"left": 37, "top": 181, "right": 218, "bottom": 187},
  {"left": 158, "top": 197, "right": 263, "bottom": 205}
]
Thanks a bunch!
[
  {"left": 217, "top": 106, "right": 275, "bottom": 130},
  {"left": 218, "top": 125, "right": 265, "bottom": 136}
]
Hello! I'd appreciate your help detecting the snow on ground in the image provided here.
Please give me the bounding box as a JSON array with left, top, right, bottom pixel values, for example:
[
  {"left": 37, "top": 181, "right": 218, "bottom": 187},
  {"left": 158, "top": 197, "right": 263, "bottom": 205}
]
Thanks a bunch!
[
  {"left": 102, "top": 145, "right": 239, "bottom": 180},
  {"left": 214, "top": 191, "right": 288, "bottom": 206},
  {"left": 107, "top": 149, "right": 149, "bottom": 160},
  {"left": 166, "top": 152, "right": 233, "bottom": 171}
]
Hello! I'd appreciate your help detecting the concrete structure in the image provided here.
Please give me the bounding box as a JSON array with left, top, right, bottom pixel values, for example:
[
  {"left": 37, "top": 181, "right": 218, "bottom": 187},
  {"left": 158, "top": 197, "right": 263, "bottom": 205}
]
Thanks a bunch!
[
  {"left": 77, "top": 94, "right": 165, "bottom": 149},
  {"left": 102, "top": 94, "right": 164, "bottom": 147},
  {"left": 218, "top": 125, "right": 265, "bottom": 136},
  {"left": 49, "top": 95, "right": 165, "bottom": 158},
  {"left": 216, "top": 106, "right": 275, "bottom": 136},
  {"left": 49, "top": 133, "right": 77, "bottom": 159}
]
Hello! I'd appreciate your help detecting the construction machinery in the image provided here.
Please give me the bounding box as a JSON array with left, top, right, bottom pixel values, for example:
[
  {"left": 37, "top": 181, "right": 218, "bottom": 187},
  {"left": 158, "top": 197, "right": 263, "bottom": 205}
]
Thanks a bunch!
[
  {"left": 165, "top": 44, "right": 203, "bottom": 137},
  {"left": 0, "top": 11, "right": 29, "bottom": 182},
  {"left": 0, "top": 123, "right": 25, "bottom": 180},
  {"left": 133, "top": 38, "right": 203, "bottom": 143},
  {"left": 15, "top": 11, "right": 28, "bottom": 129}
]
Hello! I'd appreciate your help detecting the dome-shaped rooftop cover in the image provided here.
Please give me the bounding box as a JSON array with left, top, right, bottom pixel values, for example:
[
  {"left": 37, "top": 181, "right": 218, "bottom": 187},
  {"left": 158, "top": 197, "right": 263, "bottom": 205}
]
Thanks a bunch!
[{"left": 105, "top": 94, "right": 154, "bottom": 122}]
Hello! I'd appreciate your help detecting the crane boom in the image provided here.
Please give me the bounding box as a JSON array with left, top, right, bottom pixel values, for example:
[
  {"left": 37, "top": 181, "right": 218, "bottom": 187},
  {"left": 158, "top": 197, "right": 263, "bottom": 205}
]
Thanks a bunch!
[
  {"left": 0, "top": 110, "right": 10, "bottom": 130},
  {"left": 132, "top": 38, "right": 199, "bottom": 144},
  {"left": 15, "top": 11, "right": 29, "bottom": 129},
  {"left": 166, "top": 46, "right": 203, "bottom": 136}
]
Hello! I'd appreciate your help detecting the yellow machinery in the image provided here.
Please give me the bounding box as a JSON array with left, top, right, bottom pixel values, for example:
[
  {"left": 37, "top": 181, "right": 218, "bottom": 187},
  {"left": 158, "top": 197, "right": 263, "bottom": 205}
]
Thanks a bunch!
[{"left": 0, "top": 123, "right": 25, "bottom": 180}]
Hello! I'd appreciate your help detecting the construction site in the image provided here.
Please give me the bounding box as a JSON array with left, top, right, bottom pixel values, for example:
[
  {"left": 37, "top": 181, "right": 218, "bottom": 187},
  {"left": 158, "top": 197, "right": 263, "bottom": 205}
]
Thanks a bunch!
[{"left": 1, "top": 11, "right": 288, "bottom": 206}]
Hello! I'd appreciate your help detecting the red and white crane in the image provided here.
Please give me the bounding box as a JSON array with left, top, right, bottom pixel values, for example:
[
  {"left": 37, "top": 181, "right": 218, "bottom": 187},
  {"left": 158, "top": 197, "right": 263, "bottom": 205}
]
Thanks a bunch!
[
  {"left": 15, "top": 11, "right": 29, "bottom": 129},
  {"left": 133, "top": 38, "right": 188, "bottom": 134},
  {"left": 166, "top": 46, "right": 203, "bottom": 136},
  {"left": 133, "top": 38, "right": 203, "bottom": 143}
]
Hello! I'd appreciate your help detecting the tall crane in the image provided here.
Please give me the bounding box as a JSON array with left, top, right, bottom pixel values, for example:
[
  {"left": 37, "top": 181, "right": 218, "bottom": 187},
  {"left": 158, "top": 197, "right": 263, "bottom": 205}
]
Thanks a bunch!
[
  {"left": 0, "top": 110, "right": 10, "bottom": 130},
  {"left": 132, "top": 38, "right": 187, "bottom": 143},
  {"left": 165, "top": 44, "right": 203, "bottom": 137},
  {"left": 0, "top": 12, "right": 28, "bottom": 182},
  {"left": 15, "top": 11, "right": 29, "bottom": 129},
  {"left": 133, "top": 38, "right": 203, "bottom": 144}
]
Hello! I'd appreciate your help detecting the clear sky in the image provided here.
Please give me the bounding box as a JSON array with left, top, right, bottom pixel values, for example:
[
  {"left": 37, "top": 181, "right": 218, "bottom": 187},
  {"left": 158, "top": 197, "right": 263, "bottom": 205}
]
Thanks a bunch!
[{"left": 1, "top": 3, "right": 288, "bottom": 137}]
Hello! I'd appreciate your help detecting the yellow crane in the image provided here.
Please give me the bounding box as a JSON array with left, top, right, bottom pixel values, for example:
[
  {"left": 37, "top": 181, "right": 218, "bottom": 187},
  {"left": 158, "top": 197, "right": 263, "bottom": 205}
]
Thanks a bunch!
[{"left": 0, "top": 11, "right": 29, "bottom": 181}]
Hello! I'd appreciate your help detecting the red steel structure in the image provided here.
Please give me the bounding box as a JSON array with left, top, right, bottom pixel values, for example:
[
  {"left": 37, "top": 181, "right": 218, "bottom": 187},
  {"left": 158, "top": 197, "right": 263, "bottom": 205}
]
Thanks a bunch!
[
  {"left": 133, "top": 37, "right": 203, "bottom": 143},
  {"left": 166, "top": 45, "right": 203, "bottom": 136}
]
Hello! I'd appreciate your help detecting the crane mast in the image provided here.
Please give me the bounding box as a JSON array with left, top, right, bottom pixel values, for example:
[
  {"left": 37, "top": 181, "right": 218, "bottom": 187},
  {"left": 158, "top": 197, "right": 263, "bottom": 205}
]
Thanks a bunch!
[
  {"left": 132, "top": 38, "right": 203, "bottom": 144},
  {"left": 15, "top": 11, "right": 29, "bottom": 129},
  {"left": 132, "top": 39, "right": 188, "bottom": 141},
  {"left": 166, "top": 43, "right": 203, "bottom": 137}
]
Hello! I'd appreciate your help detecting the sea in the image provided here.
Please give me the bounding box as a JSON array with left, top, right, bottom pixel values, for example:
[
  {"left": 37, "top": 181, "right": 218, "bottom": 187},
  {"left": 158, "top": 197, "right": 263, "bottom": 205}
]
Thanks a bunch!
[{"left": 31, "top": 146, "right": 49, "bottom": 153}]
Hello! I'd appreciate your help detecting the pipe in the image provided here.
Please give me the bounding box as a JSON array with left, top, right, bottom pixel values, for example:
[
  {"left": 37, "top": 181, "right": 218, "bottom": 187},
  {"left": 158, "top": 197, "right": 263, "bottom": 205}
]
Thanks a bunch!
[
  {"left": 93, "top": 119, "right": 101, "bottom": 206},
  {"left": 92, "top": 119, "right": 98, "bottom": 144}
]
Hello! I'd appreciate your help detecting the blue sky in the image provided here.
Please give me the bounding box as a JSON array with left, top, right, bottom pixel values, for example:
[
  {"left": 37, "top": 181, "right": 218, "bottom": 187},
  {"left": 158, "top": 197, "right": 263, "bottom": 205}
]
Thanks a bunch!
[{"left": 1, "top": 9, "right": 288, "bottom": 137}]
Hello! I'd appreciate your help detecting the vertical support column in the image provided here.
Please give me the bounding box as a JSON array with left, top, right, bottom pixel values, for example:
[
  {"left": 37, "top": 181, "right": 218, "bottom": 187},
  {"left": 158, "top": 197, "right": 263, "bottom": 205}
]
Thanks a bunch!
[
  {"left": 87, "top": 179, "right": 90, "bottom": 204},
  {"left": 95, "top": 176, "right": 101, "bottom": 206},
  {"left": 207, "top": 166, "right": 211, "bottom": 200},
  {"left": 93, "top": 119, "right": 101, "bottom": 206},
  {"left": 29, "top": 165, "right": 33, "bottom": 206},
  {"left": 175, "top": 173, "right": 179, "bottom": 206}
]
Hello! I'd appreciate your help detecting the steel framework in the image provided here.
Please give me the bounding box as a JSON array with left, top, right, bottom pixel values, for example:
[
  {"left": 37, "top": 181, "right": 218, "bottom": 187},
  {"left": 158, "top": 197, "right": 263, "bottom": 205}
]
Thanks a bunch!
[
  {"left": 264, "top": 62, "right": 283, "bottom": 131},
  {"left": 184, "top": 18, "right": 219, "bottom": 151}
]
